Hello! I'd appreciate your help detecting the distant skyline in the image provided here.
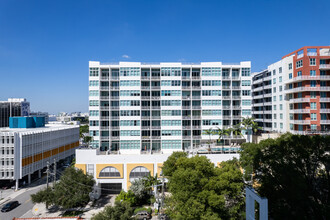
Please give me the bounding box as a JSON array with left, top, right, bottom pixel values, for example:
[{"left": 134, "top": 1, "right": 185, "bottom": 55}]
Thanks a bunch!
[{"left": 0, "top": 0, "right": 329, "bottom": 114}]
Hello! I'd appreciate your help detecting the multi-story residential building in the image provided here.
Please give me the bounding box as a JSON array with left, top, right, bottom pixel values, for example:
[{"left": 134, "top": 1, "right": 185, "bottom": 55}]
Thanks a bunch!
[
  {"left": 0, "top": 116, "right": 79, "bottom": 189},
  {"left": 0, "top": 98, "right": 30, "bottom": 127},
  {"left": 252, "top": 70, "right": 272, "bottom": 132},
  {"left": 252, "top": 46, "right": 330, "bottom": 134},
  {"left": 89, "top": 61, "right": 252, "bottom": 153}
]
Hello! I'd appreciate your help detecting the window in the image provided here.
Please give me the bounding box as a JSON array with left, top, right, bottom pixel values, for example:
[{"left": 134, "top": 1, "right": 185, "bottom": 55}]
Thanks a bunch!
[
  {"left": 273, "top": 114, "right": 277, "bottom": 119},
  {"left": 310, "top": 58, "right": 316, "bottom": 66},
  {"left": 279, "top": 67, "right": 282, "bottom": 73},
  {"left": 274, "top": 122, "right": 277, "bottom": 128},
  {"left": 289, "top": 63, "right": 292, "bottom": 70},
  {"left": 280, "top": 123, "right": 283, "bottom": 129},
  {"left": 311, "top": 102, "right": 317, "bottom": 109},
  {"left": 279, "top": 95, "right": 283, "bottom": 101},
  {"left": 242, "top": 109, "right": 251, "bottom": 116},
  {"left": 311, "top": 113, "right": 317, "bottom": 121},
  {"left": 280, "top": 104, "right": 283, "bottom": 110},
  {"left": 289, "top": 73, "right": 292, "bottom": 79},
  {"left": 273, "top": 105, "right": 277, "bottom": 110},
  {"left": 311, "top": 80, "right": 316, "bottom": 87},
  {"left": 129, "top": 166, "right": 150, "bottom": 182},
  {"left": 242, "top": 100, "right": 251, "bottom": 106},
  {"left": 279, "top": 86, "right": 283, "bottom": 92},
  {"left": 89, "top": 68, "right": 99, "bottom": 76},
  {"left": 280, "top": 113, "right": 283, "bottom": 119},
  {"left": 320, "top": 81, "right": 326, "bottom": 87},
  {"left": 273, "top": 70, "right": 276, "bottom": 75},
  {"left": 99, "top": 166, "right": 121, "bottom": 177},
  {"left": 242, "top": 80, "right": 251, "bottom": 86},
  {"left": 310, "top": 70, "right": 316, "bottom": 76},
  {"left": 273, "top": 78, "right": 276, "bottom": 84},
  {"left": 279, "top": 76, "right": 282, "bottom": 83},
  {"left": 242, "top": 68, "right": 251, "bottom": 76},
  {"left": 89, "top": 90, "right": 99, "bottom": 96},
  {"left": 242, "top": 90, "right": 250, "bottom": 96},
  {"left": 296, "top": 60, "right": 303, "bottom": 68},
  {"left": 273, "top": 87, "right": 276, "bottom": 93},
  {"left": 311, "top": 124, "right": 317, "bottom": 130},
  {"left": 87, "top": 164, "right": 94, "bottom": 176},
  {"left": 297, "top": 71, "right": 302, "bottom": 76},
  {"left": 311, "top": 92, "right": 316, "bottom": 99},
  {"left": 273, "top": 96, "right": 276, "bottom": 101},
  {"left": 89, "top": 80, "right": 99, "bottom": 87}
]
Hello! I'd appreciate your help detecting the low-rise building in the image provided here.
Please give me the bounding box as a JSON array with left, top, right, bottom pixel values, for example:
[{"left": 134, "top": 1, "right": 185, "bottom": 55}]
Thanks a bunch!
[{"left": 0, "top": 117, "right": 79, "bottom": 189}]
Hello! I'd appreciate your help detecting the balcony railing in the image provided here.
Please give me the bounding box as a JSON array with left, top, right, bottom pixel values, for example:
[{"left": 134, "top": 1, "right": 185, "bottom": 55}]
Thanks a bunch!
[
  {"left": 110, "top": 96, "right": 119, "bottom": 100},
  {"left": 110, "top": 87, "right": 119, "bottom": 90},
  {"left": 151, "top": 96, "right": 160, "bottom": 100},
  {"left": 182, "top": 76, "right": 191, "bottom": 79},
  {"left": 320, "top": 109, "right": 330, "bottom": 113},
  {"left": 222, "top": 76, "right": 230, "bottom": 79},
  {"left": 320, "top": 64, "right": 330, "bottom": 69},
  {"left": 100, "top": 86, "right": 109, "bottom": 90},
  {"left": 141, "top": 106, "right": 151, "bottom": 109},
  {"left": 232, "top": 86, "right": 241, "bottom": 90},
  {"left": 101, "top": 76, "right": 109, "bottom": 80},
  {"left": 141, "top": 86, "right": 150, "bottom": 90},
  {"left": 100, "top": 126, "right": 109, "bottom": 130},
  {"left": 100, "top": 116, "right": 110, "bottom": 120},
  {"left": 232, "top": 105, "right": 241, "bottom": 109},
  {"left": 100, "top": 106, "right": 109, "bottom": 110},
  {"left": 100, "top": 96, "right": 109, "bottom": 100},
  {"left": 232, "top": 96, "right": 241, "bottom": 99},
  {"left": 222, "top": 86, "right": 231, "bottom": 89},
  {"left": 141, "top": 96, "right": 150, "bottom": 100},
  {"left": 320, "top": 120, "right": 330, "bottom": 124},
  {"left": 182, "top": 96, "right": 191, "bottom": 100},
  {"left": 192, "top": 106, "right": 201, "bottom": 109},
  {"left": 192, "top": 96, "right": 201, "bottom": 99},
  {"left": 292, "top": 120, "right": 311, "bottom": 125},
  {"left": 291, "top": 98, "right": 310, "bottom": 103},
  {"left": 289, "top": 109, "right": 310, "bottom": 113},
  {"left": 222, "top": 96, "right": 231, "bottom": 99},
  {"left": 141, "top": 116, "right": 150, "bottom": 119},
  {"left": 320, "top": 98, "right": 330, "bottom": 102},
  {"left": 182, "top": 86, "right": 191, "bottom": 89},
  {"left": 141, "top": 76, "right": 150, "bottom": 80},
  {"left": 182, "top": 106, "right": 190, "bottom": 109},
  {"left": 151, "top": 86, "right": 160, "bottom": 90},
  {"left": 222, "top": 105, "right": 231, "bottom": 109},
  {"left": 152, "top": 106, "right": 161, "bottom": 109}
]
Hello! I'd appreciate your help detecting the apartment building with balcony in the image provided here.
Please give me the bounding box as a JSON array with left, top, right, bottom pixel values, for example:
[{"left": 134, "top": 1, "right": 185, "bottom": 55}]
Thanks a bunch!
[
  {"left": 252, "top": 46, "right": 330, "bottom": 135},
  {"left": 89, "top": 61, "right": 252, "bottom": 153}
]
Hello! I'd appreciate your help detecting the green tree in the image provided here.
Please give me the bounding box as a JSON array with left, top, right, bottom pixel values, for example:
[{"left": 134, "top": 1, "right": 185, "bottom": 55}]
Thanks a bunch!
[
  {"left": 202, "top": 128, "right": 215, "bottom": 153},
  {"left": 240, "top": 133, "right": 330, "bottom": 219},
  {"left": 162, "top": 151, "right": 188, "bottom": 177},
  {"left": 230, "top": 123, "right": 243, "bottom": 147},
  {"left": 115, "top": 190, "right": 138, "bottom": 206},
  {"left": 92, "top": 201, "right": 133, "bottom": 220},
  {"left": 240, "top": 117, "right": 260, "bottom": 142},
  {"left": 83, "top": 135, "right": 93, "bottom": 147},
  {"left": 79, "top": 125, "right": 89, "bottom": 138},
  {"left": 163, "top": 154, "right": 245, "bottom": 219},
  {"left": 31, "top": 167, "right": 95, "bottom": 209},
  {"left": 216, "top": 127, "right": 230, "bottom": 153}
]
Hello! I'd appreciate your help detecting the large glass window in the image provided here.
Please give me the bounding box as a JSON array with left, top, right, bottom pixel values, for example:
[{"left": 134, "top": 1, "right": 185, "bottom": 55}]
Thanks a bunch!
[
  {"left": 129, "top": 166, "right": 150, "bottom": 182},
  {"left": 99, "top": 166, "right": 120, "bottom": 177}
]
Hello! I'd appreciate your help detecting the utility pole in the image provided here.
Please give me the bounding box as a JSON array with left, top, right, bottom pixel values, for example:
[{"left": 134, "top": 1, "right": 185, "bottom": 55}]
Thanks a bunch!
[
  {"left": 161, "top": 170, "right": 165, "bottom": 213},
  {"left": 53, "top": 158, "right": 56, "bottom": 187},
  {"left": 46, "top": 161, "right": 50, "bottom": 189}
]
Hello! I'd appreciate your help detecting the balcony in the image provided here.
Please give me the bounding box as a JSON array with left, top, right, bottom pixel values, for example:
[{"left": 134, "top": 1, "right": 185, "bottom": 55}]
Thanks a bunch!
[
  {"left": 151, "top": 136, "right": 161, "bottom": 139},
  {"left": 111, "top": 76, "right": 119, "bottom": 80},
  {"left": 100, "top": 126, "right": 109, "bottom": 130},
  {"left": 182, "top": 106, "right": 190, "bottom": 109},
  {"left": 263, "top": 85, "right": 272, "bottom": 89},
  {"left": 182, "top": 126, "right": 191, "bottom": 129},
  {"left": 141, "top": 86, "right": 150, "bottom": 90},
  {"left": 182, "top": 116, "right": 191, "bottom": 119},
  {"left": 151, "top": 116, "right": 161, "bottom": 119},
  {"left": 182, "top": 86, "right": 191, "bottom": 90},
  {"left": 182, "top": 76, "right": 190, "bottom": 80},
  {"left": 111, "top": 126, "right": 119, "bottom": 129},
  {"left": 100, "top": 106, "right": 109, "bottom": 110},
  {"left": 101, "top": 76, "right": 109, "bottom": 80},
  {"left": 232, "top": 115, "right": 241, "bottom": 119},
  {"left": 222, "top": 86, "right": 231, "bottom": 90},
  {"left": 151, "top": 126, "right": 161, "bottom": 129},
  {"left": 192, "top": 106, "right": 201, "bottom": 109},
  {"left": 192, "top": 76, "right": 201, "bottom": 80},
  {"left": 292, "top": 120, "right": 311, "bottom": 125},
  {"left": 253, "top": 87, "right": 263, "bottom": 92},
  {"left": 141, "top": 106, "right": 151, "bottom": 109},
  {"left": 252, "top": 102, "right": 264, "bottom": 107},
  {"left": 192, "top": 96, "right": 201, "bottom": 100},
  {"left": 111, "top": 116, "right": 119, "bottom": 120},
  {"left": 320, "top": 98, "right": 330, "bottom": 102},
  {"left": 291, "top": 98, "right": 310, "bottom": 103},
  {"left": 110, "top": 87, "right": 119, "bottom": 91},
  {"left": 111, "top": 136, "right": 120, "bottom": 140},
  {"left": 192, "top": 86, "right": 201, "bottom": 89},
  {"left": 289, "top": 109, "right": 310, "bottom": 113},
  {"left": 100, "top": 96, "right": 109, "bottom": 101},
  {"left": 110, "top": 96, "right": 119, "bottom": 100},
  {"left": 320, "top": 120, "right": 330, "bottom": 124},
  {"left": 152, "top": 106, "right": 161, "bottom": 109},
  {"left": 223, "top": 116, "right": 231, "bottom": 119},
  {"left": 192, "top": 125, "right": 201, "bottom": 129},
  {"left": 100, "top": 136, "right": 109, "bottom": 140},
  {"left": 141, "top": 126, "right": 150, "bottom": 130},
  {"left": 289, "top": 75, "right": 330, "bottom": 82},
  {"left": 232, "top": 86, "right": 241, "bottom": 90},
  {"left": 222, "top": 105, "right": 231, "bottom": 109},
  {"left": 151, "top": 96, "right": 160, "bottom": 100},
  {"left": 141, "top": 96, "right": 150, "bottom": 100},
  {"left": 320, "top": 64, "right": 330, "bottom": 70},
  {"left": 141, "top": 116, "right": 150, "bottom": 119},
  {"left": 232, "top": 96, "right": 241, "bottom": 99},
  {"left": 151, "top": 76, "right": 160, "bottom": 79},
  {"left": 141, "top": 76, "right": 150, "bottom": 80},
  {"left": 100, "top": 86, "right": 109, "bottom": 90},
  {"left": 182, "top": 96, "right": 191, "bottom": 100},
  {"left": 142, "top": 136, "right": 151, "bottom": 140},
  {"left": 111, "top": 106, "right": 119, "bottom": 110},
  {"left": 100, "top": 116, "right": 110, "bottom": 120},
  {"left": 192, "top": 115, "right": 201, "bottom": 119},
  {"left": 222, "top": 96, "right": 231, "bottom": 100},
  {"left": 182, "top": 136, "right": 191, "bottom": 140},
  {"left": 192, "top": 136, "right": 201, "bottom": 139},
  {"left": 151, "top": 86, "right": 160, "bottom": 90},
  {"left": 232, "top": 105, "right": 241, "bottom": 109},
  {"left": 232, "top": 76, "right": 240, "bottom": 80},
  {"left": 320, "top": 109, "right": 330, "bottom": 113}
]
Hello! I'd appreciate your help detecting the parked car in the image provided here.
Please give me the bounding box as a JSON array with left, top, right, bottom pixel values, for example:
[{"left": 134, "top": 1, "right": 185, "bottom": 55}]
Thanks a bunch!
[
  {"left": 1, "top": 201, "right": 19, "bottom": 212},
  {"left": 159, "top": 213, "right": 170, "bottom": 220},
  {"left": 133, "top": 211, "right": 151, "bottom": 220}
]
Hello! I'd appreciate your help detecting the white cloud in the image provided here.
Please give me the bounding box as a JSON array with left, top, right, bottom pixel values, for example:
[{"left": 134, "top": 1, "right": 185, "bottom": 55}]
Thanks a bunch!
[{"left": 122, "top": 54, "right": 130, "bottom": 59}]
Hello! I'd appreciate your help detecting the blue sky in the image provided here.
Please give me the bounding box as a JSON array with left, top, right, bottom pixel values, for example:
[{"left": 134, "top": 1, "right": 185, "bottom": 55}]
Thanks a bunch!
[{"left": 0, "top": 0, "right": 329, "bottom": 114}]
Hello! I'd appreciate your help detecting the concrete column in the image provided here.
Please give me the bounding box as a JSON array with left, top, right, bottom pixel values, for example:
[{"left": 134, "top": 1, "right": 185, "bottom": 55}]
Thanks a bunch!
[
  {"left": 28, "top": 173, "right": 31, "bottom": 184},
  {"left": 15, "top": 179, "right": 19, "bottom": 191},
  {"left": 38, "top": 169, "right": 41, "bottom": 178}
]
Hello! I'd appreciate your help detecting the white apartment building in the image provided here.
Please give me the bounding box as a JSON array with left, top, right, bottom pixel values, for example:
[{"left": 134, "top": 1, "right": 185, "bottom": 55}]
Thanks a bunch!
[
  {"left": 89, "top": 61, "right": 252, "bottom": 153},
  {"left": 0, "top": 123, "right": 79, "bottom": 189}
]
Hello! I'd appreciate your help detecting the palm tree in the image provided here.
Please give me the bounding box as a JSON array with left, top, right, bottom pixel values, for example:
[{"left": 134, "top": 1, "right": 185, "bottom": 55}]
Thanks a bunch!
[
  {"left": 216, "top": 127, "right": 230, "bottom": 153},
  {"left": 202, "top": 128, "right": 215, "bottom": 153},
  {"left": 230, "top": 123, "right": 243, "bottom": 152},
  {"left": 240, "top": 117, "right": 261, "bottom": 142}
]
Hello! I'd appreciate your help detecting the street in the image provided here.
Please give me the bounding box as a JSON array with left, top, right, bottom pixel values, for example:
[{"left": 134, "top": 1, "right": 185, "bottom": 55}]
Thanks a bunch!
[{"left": 0, "top": 185, "right": 45, "bottom": 220}]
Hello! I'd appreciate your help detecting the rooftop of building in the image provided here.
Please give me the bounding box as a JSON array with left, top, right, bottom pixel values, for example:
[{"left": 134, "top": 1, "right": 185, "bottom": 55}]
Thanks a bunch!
[
  {"left": 282, "top": 46, "right": 330, "bottom": 59},
  {"left": 89, "top": 61, "right": 251, "bottom": 67},
  {"left": 0, "top": 98, "right": 28, "bottom": 103},
  {"left": 0, "top": 123, "right": 79, "bottom": 134}
]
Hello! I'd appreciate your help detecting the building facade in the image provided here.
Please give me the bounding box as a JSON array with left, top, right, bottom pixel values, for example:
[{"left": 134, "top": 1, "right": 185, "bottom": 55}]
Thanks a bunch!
[
  {"left": 0, "top": 119, "right": 79, "bottom": 189},
  {"left": 0, "top": 98, "right": 30, "bottom": 128},
  {"left": 252, "top": 46, "right": 330, "bottom": 134},
  {"left": 75, "top": 149, "right": 239, "bottom": 195},
  {"left": 89, "top": 61, "right": 252, "bottom": 153}
]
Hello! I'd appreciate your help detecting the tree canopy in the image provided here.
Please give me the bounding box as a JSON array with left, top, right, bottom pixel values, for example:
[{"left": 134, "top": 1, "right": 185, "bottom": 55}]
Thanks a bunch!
[
  {"left": 92, "top": 201, "right": 133, "bottom": 220},
  {"left": 163, "top": 153, "right": 244, "bottom": 219},
  {"left": 31, "top": 167, "right": 95, "bottom": 209},
  {"left": 240, "top": 133, "right": 330, "bottom": 219}
]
